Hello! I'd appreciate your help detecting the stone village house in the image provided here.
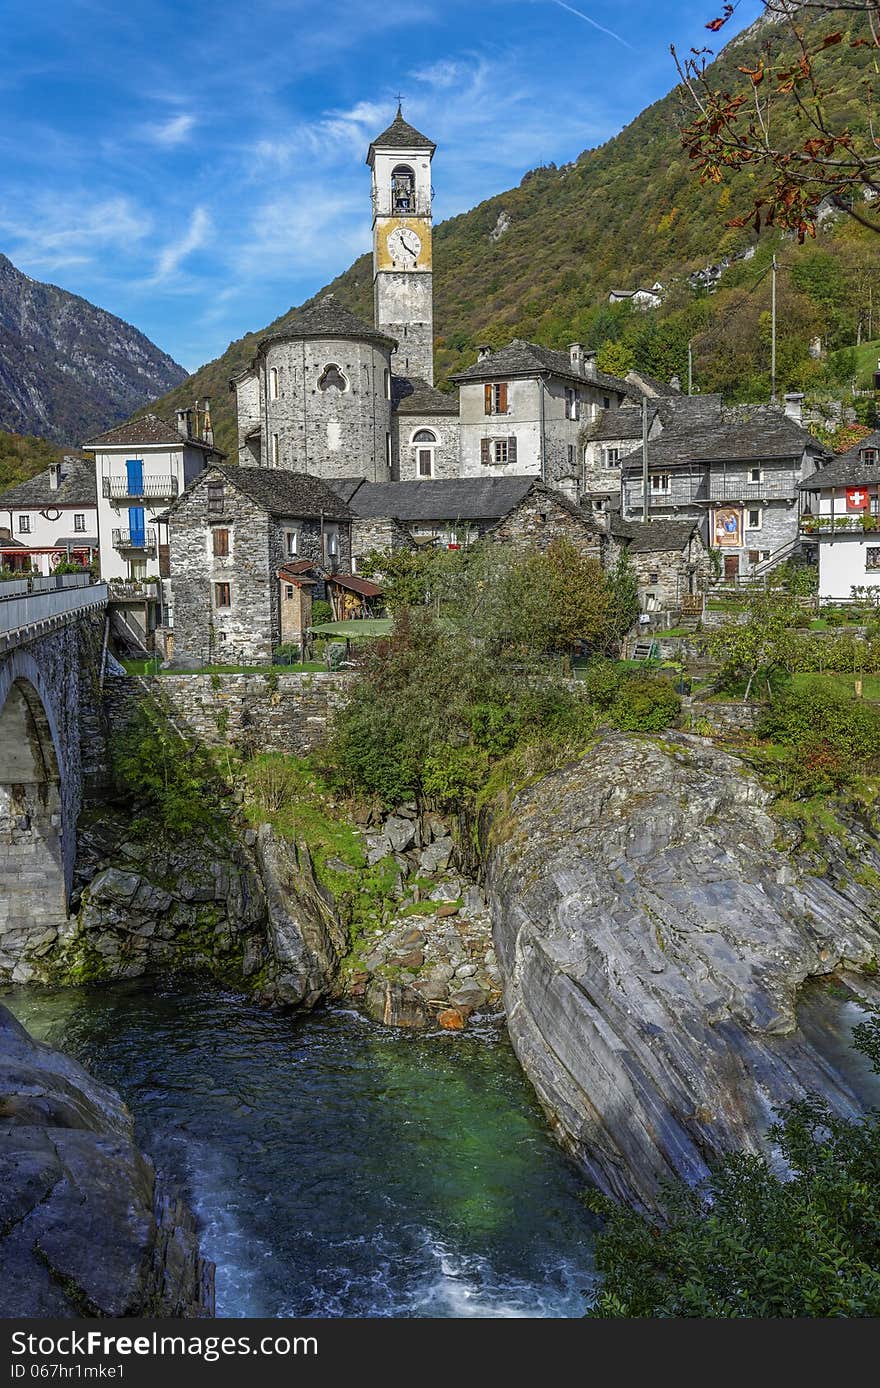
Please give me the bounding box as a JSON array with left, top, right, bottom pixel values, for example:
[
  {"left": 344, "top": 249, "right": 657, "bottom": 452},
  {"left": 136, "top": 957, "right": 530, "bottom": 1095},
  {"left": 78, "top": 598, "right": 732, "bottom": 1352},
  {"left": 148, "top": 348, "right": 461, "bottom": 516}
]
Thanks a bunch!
[
  {"left": 164, "top": 464, "right": 353, "bottom": 666},
  {"left": 328, "top": 475, "right": 602, "bottom": 569},
  {"left": 620, "top": 396, "right": 828, "bottom": 581},
  {"left": 0, "top": 456, "right": 98, "bottom": 575},
  {"left": 608, "top": 518, "right": 711, "bottom": 613}
]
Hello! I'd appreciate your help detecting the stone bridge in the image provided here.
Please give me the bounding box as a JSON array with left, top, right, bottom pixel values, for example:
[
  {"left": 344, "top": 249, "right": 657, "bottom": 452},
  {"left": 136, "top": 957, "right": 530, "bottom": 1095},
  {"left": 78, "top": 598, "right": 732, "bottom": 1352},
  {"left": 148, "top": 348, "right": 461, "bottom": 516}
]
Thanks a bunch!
[{"left": 0, "top": 580, "right": 108, "bottom": 981}]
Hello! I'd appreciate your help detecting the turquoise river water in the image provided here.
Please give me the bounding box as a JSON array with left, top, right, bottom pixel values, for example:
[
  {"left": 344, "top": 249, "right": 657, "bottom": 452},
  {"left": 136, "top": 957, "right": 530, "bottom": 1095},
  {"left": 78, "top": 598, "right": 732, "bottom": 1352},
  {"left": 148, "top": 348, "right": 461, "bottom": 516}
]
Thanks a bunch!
[{"left": 3, "top": 983, "right": 597, "bottom": 1318}]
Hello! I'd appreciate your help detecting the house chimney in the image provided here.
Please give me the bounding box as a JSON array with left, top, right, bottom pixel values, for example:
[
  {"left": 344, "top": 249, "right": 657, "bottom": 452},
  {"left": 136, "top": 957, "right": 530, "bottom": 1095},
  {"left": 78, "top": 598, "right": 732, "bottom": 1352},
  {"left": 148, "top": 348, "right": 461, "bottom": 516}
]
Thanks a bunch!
[
  {"left": 583, "top": 350, "right": 598, "bottom": 380},
  {"left": 176, "top": 407, "right": 193, "bottom": 440},
  {"left": 49, "top": 461, "right": 61, "bottom": 491},
  {"left": 669, "top": 374, "right": 681, "bottom": 392},
  {"left": 569, "top": 343, "right": 584, "bottom": 376},
  {"left": 202, "top": 397, "right": 214, "bottom": 448},
  {"left": 784, "top": 391, "right": 805, "bottom": 425},
  {"left": 477, "top": 344, "right": 492, "bottom": 362}
]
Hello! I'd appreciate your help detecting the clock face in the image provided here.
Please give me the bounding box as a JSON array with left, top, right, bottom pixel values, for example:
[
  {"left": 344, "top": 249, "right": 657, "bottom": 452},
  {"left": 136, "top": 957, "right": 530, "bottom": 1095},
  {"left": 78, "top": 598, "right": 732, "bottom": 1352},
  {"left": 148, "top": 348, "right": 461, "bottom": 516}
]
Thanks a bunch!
[{"left": 387, "top": 226, "right": 421, "bottom": 265}]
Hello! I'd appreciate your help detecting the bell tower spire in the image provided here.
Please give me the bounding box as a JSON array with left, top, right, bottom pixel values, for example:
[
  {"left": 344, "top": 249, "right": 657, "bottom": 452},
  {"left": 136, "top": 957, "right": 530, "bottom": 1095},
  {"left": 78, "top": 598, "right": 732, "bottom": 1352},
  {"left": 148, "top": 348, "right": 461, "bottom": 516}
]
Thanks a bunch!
[{"left": 366, "top": 106, "right": 436, "bottom": 385}]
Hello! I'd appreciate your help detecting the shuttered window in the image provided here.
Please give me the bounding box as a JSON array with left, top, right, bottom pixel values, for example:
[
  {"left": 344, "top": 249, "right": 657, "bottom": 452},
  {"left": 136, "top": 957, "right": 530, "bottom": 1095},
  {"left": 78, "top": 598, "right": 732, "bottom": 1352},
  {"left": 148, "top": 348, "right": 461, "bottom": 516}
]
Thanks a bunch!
[
  {"left": 214, "top": 582, "right": 231, "bottom": 608},
  {"left": 484, "top": 383, "right": 508, "bottom": 415},
  {"left": 212, "top": 528, "right": 229, "bottom": 557},
  {"left": 480, "top": 437, "right": 517, "bottom": 466},
  {"left": 207, "top": 482, "right": 225, "bottom": 514}
]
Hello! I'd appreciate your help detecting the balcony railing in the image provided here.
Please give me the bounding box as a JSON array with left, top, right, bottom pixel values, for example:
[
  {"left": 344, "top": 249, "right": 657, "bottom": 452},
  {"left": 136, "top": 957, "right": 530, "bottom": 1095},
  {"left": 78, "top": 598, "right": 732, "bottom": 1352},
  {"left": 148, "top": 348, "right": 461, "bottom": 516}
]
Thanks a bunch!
[
  {"left": 625, "top": 476, "right": 798, "bottom": 507},
  {"left": 800, "top": 515, "right": 880, "bottom": 535},
  {"left": 112, "top": 528, "right": 157, "bottom": 553},
  {"left": 102, "top": 476, "right": 178, "bottom": 500}
]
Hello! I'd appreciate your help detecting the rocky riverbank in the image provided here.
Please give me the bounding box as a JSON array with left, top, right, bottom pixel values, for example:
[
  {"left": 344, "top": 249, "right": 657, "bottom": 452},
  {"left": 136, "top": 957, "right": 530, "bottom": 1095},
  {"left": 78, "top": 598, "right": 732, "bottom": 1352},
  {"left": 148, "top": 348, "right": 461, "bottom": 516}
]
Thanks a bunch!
[
  {"left": 485, "top": 731, "right": 880, "bottom": 1210},
  {"left": 344, "top": 806, "right": 500, "bottom": 1028},
  {"left": 0, "top": 1004, "right": 213, "bottom": 1317}
]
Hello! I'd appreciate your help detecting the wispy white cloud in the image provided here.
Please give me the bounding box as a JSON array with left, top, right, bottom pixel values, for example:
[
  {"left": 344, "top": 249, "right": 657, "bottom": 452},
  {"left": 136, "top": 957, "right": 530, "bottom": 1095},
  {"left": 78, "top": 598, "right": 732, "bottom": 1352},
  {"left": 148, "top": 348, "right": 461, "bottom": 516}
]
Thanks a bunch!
[
  {"left": 0, "top": 195, "right": 152, "bottom": 272},
  {"left": 150, "top": 206, "right": 212, "bottom": 284},
  {"left": 142, "top": 112, "right": 196, "bottom": 147},
  {"left": 548, "top": 0, "right": 634, "bottom": 50}
]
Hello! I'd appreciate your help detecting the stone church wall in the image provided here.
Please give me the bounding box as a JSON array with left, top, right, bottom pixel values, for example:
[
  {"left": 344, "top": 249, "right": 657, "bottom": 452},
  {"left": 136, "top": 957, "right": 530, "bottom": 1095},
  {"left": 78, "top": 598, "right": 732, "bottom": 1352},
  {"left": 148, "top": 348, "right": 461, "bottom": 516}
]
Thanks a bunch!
[{"left": 261, "top": 335, "right": 394, "bottom": 483}]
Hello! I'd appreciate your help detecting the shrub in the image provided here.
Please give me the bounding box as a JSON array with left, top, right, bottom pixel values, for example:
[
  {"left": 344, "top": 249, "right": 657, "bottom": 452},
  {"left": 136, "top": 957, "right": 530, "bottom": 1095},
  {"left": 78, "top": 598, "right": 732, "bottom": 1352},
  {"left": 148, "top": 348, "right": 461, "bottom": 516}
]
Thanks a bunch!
[
  {"left": 422, "top": 744, "right": 490, "bottom": 810},
  {"left": 311, "top": 599, "right": 333, "bottom": 626},
  {"left": 610, "top": 676, "right": 681, "bottom": 732},
  {"left": 578, "top": 657, "right": 623, "bottom": 709},
  {"left": 757, "top": 681, "right": 880, "bottom": 796}
]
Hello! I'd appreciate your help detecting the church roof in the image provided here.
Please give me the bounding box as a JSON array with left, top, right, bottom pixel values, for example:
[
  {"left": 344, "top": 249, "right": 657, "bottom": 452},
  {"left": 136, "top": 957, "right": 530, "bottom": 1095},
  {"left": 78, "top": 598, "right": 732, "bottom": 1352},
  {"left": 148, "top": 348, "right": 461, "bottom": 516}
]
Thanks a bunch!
[
  {"left": 0, "top": 455, "right": 96, "bottom": 509},
  {"left": 257, "top": 296, "right": 397, "bottom": 354},
  {"left": 366, "top": 106, "right": 436, "bottom": 164},
  {"left": 449, "top": 340, "right": 634, "bottom": 397},
  {"left": 83, "top": 412, "right": 223, "bottom": 454},
  {"left": 392, "top": 376, "right": 459, "bottom": 416}
]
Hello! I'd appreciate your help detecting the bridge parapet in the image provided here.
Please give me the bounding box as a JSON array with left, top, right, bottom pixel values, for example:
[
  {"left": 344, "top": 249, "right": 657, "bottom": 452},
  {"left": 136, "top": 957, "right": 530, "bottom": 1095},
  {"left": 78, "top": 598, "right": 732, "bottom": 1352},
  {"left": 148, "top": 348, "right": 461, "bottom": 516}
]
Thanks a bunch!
[{"left": 0, "top": 582, "right": 108, "bottom": 653}]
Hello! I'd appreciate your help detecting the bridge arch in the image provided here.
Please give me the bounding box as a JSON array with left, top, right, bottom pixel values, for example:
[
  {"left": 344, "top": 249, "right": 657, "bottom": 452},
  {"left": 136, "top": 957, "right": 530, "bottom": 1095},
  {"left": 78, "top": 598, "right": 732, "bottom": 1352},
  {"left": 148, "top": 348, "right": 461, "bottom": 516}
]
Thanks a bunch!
[{"left": 0, "top": 649, "right": 71, "bottom": 968}]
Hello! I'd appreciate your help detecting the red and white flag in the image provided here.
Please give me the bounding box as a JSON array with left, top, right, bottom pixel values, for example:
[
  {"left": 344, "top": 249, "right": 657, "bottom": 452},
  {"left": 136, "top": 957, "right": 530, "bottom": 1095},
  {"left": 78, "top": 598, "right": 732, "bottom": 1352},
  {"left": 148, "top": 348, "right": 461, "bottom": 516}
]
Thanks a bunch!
[{"left": 846, "top": 487, "right": 869, "bottom": 511}]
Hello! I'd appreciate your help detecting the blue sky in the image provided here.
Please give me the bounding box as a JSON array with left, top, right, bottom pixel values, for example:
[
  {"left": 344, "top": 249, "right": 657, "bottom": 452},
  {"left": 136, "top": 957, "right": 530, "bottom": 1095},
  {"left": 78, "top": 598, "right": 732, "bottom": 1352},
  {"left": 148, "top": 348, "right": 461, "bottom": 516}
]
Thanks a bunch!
[{"left": 0, "top": 0, "right": 763, "bottom": 371}]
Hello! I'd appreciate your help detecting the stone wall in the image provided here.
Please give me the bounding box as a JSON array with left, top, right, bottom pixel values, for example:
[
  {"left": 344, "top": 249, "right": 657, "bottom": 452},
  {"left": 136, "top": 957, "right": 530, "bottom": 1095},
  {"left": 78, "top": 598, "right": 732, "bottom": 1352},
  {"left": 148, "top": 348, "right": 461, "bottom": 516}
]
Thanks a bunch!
[
  {"left": 490, "top": 491, "right": 602, "bottom": 558},
  {"left": 351, "top": 516, "right": 415, "bottom": 569},
  {"left": 260, "top": 335, "right": 393, "bottom": 482},
  {"left": 125, "top": 671, "right": 352, "bottom": 755},
  {"left": 393, "top": 412, "right": 460, "bottom": 481}
]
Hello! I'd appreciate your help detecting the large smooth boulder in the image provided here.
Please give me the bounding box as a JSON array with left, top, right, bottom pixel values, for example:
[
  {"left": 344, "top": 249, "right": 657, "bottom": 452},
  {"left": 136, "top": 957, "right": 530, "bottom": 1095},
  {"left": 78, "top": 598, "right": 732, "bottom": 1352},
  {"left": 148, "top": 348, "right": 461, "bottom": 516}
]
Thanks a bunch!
[
  {"left": 255, "top": 827, "right": 348, "bottom": 1007},
  {"left": 0, "top": 1005, "right": 213, "bottom": 1317},
  {"left": 486, "top": 732, "right": 880, "bottom": 1210}
]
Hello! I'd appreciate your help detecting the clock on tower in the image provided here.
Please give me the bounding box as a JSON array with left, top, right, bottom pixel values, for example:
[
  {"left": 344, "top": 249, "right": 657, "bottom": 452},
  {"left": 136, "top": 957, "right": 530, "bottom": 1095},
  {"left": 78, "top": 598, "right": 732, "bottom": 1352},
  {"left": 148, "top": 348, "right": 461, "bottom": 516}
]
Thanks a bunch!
[{"left": 366, "top": 106, "right": 436, "bottom": 385}]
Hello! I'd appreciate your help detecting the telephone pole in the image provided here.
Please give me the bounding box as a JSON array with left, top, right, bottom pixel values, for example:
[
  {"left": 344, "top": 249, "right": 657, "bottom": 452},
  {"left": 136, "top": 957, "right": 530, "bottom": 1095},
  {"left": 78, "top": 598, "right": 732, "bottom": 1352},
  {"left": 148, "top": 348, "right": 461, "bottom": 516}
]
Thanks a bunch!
[
  {"left": 687, "top": 341, "right": 693, "bottom": 396},
  {"left": 770, "top": 254, "right": 778, "bottom": 403},
  {"left": 641, "top": 395, "right": 649, "bottom": 523}
]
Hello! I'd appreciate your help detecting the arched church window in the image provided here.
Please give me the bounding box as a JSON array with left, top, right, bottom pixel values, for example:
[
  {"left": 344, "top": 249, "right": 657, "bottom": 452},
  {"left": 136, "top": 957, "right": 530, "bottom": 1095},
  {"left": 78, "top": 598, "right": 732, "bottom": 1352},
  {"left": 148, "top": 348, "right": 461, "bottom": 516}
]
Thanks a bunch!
[
  {"left": 391, "top": 165, "right": 415, "bottom": 214},
  {"left": 412, "top": 428, "right": 437, "bottom": 479},
  {"left": 318, "top": 363, "right": 348, "bottom": 393}
]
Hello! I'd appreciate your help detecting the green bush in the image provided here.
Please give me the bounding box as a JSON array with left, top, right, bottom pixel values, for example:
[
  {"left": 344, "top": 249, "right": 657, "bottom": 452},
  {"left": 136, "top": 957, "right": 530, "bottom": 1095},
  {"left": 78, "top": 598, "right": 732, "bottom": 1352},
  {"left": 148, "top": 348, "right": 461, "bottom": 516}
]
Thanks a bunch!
[
  {"left": 610, "top": 676, "right": 681, "bottom": 732},
  {"left": 311, "top": 600, "right": 333, "bottom": 626},
  {"left": 422, "top": 744, "right": 490, "bottom": 809},
  {"left": 578, "top": 657, "right": 624, "bottom": 709},
  {"left": 757, "top": 680, "right": 880, "bottom": 796}
]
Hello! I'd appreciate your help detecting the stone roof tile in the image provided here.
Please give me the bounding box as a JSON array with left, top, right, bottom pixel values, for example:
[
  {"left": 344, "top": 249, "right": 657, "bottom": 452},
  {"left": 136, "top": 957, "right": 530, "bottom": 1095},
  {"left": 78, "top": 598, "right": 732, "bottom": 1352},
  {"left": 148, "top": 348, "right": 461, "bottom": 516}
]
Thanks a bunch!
[
  {"left": 449, "top": 339, "right": 634, "bottom": 397},
  {"left": 0, "top": 455, "right": 97, "bottom": 509}
]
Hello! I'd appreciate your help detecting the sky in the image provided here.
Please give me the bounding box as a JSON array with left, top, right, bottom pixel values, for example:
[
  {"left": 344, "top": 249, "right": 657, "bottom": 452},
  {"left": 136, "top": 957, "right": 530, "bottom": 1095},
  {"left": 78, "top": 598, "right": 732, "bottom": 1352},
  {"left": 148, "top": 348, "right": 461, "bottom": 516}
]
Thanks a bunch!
[{"left": 0, "top": 0, "right": 764, "bottom": 372}]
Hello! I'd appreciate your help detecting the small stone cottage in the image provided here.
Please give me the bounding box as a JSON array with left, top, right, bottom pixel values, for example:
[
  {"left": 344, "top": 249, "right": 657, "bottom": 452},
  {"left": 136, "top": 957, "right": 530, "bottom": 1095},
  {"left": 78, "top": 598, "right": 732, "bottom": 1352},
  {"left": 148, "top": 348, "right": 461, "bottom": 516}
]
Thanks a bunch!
[
  {"left": 166, "top": 464, "right": 352, "bottom": 666},
  {"left": 610, "top": 518, "right": 711, "bottom": 613}
]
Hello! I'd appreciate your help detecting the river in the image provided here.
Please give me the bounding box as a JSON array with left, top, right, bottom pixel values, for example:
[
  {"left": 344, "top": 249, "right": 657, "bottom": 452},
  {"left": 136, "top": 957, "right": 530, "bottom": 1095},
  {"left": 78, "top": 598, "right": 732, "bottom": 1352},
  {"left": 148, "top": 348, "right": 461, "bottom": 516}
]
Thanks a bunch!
[{"left": 3, "top": 983, "right": 597, "bottom": 1319}]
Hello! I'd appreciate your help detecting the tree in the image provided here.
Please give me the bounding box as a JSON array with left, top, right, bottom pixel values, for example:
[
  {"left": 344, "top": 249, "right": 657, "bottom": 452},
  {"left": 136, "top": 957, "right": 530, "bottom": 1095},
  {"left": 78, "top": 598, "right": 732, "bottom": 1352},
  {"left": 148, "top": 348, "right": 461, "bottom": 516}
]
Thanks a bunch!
[
  {"left": 586, "top": 1012, "right": 880, "bottom": 1317},
  {"left": 675, "top": 2, "right": 880, "bottom": 240},
  {"left": 708, "top": 591, "right": 800, "bottom": 698}
]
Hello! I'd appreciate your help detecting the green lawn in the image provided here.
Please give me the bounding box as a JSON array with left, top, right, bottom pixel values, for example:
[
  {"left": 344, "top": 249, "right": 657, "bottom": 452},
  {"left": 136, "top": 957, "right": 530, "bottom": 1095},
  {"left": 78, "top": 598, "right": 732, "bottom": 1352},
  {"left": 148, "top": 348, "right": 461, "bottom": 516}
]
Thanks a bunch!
[
  {"left": 791, "top": 671, "right": 880, "bottom": 701},
  {"left": 849, "top": 337, "right": 880, "bottom": 390}
]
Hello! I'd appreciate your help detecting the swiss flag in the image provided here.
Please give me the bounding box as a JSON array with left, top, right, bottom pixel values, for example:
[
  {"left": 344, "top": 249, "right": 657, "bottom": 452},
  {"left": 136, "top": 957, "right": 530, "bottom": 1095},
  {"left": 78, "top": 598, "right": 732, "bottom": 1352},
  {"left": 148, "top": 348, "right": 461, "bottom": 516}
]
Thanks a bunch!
[{"left": 847, "top": 487, "right": 870, "bottom": 511}]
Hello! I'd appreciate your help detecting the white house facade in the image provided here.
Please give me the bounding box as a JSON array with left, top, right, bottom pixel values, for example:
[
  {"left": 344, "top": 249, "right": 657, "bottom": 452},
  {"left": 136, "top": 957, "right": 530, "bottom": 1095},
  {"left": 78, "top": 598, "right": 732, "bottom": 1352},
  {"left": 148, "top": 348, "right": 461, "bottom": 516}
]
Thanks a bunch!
[
  {"left": 0, "top": 456, "right": 98, "bottom": 575},
  {"left": 84, "top": 410, "right": 223, "bottom": 582},
  {"left": 798, "top": 430, "right": 880, "bottom": 600}
]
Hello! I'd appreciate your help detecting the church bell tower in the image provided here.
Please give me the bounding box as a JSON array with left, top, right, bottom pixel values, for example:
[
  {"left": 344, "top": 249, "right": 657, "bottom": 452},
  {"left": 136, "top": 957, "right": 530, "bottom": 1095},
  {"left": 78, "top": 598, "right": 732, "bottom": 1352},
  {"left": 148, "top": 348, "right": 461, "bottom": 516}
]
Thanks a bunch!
[{"left": 367, "top": 106, "right": 436, "bottom": 385}]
